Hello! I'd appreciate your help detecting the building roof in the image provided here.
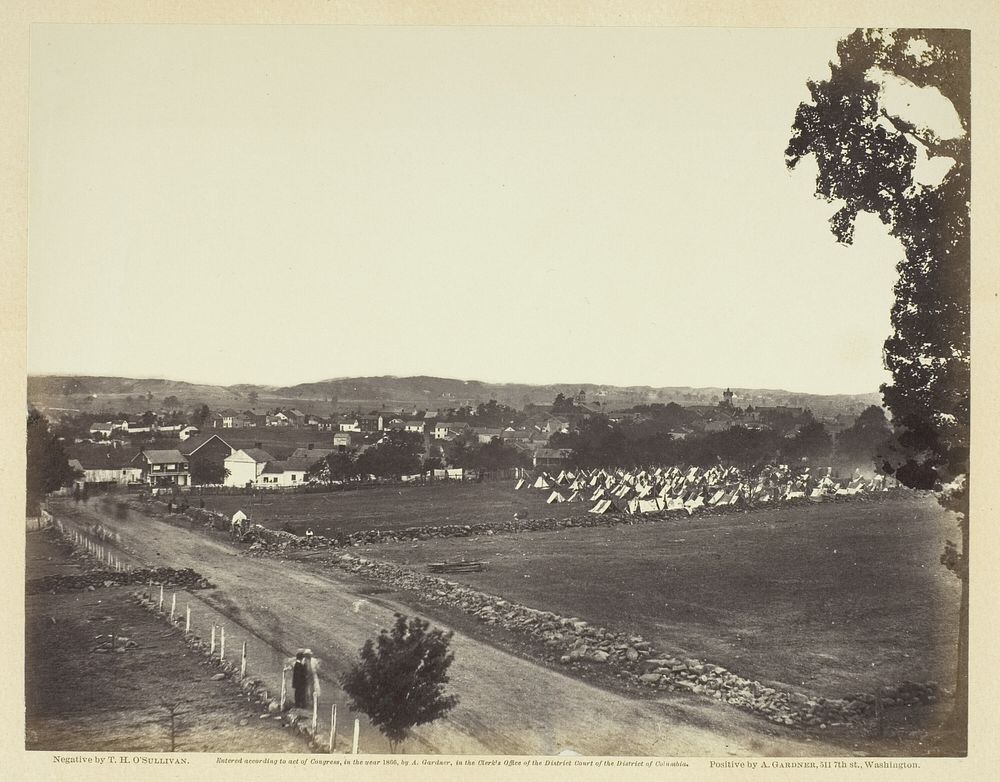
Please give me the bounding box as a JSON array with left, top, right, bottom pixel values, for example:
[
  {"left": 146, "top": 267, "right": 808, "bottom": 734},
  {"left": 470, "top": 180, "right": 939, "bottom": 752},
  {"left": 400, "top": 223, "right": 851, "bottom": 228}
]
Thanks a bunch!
[
  {"left": 289, "top": 447, "right": 333, "bottom": 461},
  {"left": 179, "top": 434, "right": 233, "bottom": 456},
  {"left": 261, "top": 461, "right": 286, "bottom": 474},
  {"left": 282, "top": 457, "right": 316, "bottom": 472},
  {"left": 65, "top": 444, "right": 138, "bottom": 469},
  {"left": 240, "top": 448, "right": 275, "bottom": 463},
  {"left": 139, "top": 449, "right": 186, "bottom": 464}
]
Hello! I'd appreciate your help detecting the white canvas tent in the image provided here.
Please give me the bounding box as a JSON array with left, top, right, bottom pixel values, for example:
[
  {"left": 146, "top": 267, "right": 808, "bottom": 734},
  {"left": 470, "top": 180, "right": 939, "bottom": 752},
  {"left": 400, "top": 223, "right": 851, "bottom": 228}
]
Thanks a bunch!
[{"left": 588, "top": 499, "right": 617, "bottom": 515}]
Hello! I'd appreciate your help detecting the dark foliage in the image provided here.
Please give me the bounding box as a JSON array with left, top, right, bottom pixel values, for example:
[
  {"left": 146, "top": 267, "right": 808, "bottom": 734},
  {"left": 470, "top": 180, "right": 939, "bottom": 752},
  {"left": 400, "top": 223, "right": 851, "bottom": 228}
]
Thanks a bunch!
[
  {"left": 355, "top": 431, "right": 424, "bottom": 479},
  {"left": 787, "top": 28, "right": 969, "bottom": 738},
  {"left": 835, "top": 405, "right": 893, "bottom": 469},
  {"left": 340, "top": 614, "right": 458, "bottom": 749},
  {"left": 26, "top": 409, "right": 76, "bottom": 514}
]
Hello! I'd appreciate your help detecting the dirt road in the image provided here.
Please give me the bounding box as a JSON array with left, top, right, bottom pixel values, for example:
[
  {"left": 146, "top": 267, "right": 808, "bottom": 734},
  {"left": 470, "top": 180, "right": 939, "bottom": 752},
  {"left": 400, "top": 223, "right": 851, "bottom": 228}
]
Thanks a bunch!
[{"left": 50, "top": 498, "right": 836, "bottom": 756}]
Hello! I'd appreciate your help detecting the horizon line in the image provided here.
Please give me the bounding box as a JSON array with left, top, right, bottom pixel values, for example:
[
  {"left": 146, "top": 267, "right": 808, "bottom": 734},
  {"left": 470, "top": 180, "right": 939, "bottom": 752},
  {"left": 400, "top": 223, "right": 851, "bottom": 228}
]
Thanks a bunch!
[{"left": 26, "top": 370, "right": 884, "bottom": 399}]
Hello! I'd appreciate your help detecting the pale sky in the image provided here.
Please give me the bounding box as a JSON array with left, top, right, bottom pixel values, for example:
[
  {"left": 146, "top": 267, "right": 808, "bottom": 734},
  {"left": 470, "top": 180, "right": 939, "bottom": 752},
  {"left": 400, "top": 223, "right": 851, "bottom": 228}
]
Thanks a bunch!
[{"left": 28, "top": 25, "right": 903, "bottom": 394}]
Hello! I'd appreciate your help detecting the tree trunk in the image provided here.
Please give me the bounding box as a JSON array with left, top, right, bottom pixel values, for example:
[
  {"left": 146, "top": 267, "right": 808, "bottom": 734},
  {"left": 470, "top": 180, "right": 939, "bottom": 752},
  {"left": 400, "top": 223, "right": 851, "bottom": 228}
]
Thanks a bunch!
[{"left": 953, "top": 519, "right": 969, "bottom": 754}]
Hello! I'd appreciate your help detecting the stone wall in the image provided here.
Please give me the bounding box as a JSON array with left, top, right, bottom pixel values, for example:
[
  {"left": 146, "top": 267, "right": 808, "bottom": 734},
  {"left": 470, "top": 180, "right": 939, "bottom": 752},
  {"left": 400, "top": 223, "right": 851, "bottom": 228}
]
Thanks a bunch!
[
  {"left": 28, "top": 567, "right": 213, "bottom": 595},
  {"left": 323, "top": 551, "right": 938, "bottom": 731},
  {"left": 242, "top": 490, "right": 909, "bottom": 553}
]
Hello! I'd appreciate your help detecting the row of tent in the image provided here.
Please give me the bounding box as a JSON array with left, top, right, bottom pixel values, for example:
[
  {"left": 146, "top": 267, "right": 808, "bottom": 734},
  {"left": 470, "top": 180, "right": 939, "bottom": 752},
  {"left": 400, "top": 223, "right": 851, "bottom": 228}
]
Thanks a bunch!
[{"left": 513, "top": 464, "right": 893, "bottom": 516}]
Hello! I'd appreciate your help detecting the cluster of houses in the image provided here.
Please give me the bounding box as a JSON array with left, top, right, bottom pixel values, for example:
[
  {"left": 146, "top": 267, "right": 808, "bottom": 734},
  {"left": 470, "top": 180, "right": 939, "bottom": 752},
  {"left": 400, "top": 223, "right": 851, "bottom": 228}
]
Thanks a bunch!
[
  {"left": 87, "top": 418, "right": 200, "bottom": 441},
  {"left": 519, "top": 464, "right": 892, "bottom": 515},
  {"left": 67, "top": 433, "right": 338, "bottom": 491},
  {"left": 66, "top": 390, "right": 864, "bottom": 492},
  {"left": 207, "top": 405, "right": 574, "bottom": 439},
  {"left": 69, "top": 433, "right": 234, "bottom": 489}
]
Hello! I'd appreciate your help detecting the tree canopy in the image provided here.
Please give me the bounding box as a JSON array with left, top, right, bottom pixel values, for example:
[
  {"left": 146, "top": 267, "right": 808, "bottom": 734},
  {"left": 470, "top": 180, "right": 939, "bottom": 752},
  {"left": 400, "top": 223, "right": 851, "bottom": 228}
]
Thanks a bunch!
[
  {"left": 787, "top": 28, "right": 969, "bottom": 742},
  {"left": 835, "top": 405, "right": 892, "bottom": 468},
  {"left": 355, "top": 431, "right": 424, "bottom": 478},
  {"left": 341, "top": 614, "right": 459, "bottom": 750},
  {"left": 26, "top": 409, "right": 76, "bottom": 514},
  {"left": 786, "top": 28, "right": 969, "bottom": 504}
]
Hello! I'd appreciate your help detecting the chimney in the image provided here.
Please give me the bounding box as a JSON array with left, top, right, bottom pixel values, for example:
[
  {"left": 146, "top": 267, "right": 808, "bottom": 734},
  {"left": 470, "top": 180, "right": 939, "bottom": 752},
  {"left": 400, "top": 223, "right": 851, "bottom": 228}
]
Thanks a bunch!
[{"left": 255, "top": 441, "right": 262, "bottom": 449}]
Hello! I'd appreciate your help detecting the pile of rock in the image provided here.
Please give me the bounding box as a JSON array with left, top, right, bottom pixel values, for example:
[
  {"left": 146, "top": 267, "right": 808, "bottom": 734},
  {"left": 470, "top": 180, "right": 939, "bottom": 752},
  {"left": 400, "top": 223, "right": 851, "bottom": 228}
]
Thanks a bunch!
[
  {"left": 27, "top": 567, "right": 213, "bottom": 594},
  {"left": 246, "top": 525, "right": 304, "bottom": 549},
  {"left": 324, "top": 551, "right": 939, "bottom": 731}
]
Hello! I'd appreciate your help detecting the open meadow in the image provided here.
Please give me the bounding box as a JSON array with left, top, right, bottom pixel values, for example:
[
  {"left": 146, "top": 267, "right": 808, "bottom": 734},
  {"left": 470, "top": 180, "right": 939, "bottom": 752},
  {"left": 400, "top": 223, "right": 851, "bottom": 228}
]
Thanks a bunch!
[
  {"left": 352, "top": 492, "right": 960, "bottom": 701},
  {"left": 198, "top": 480, "right": 584, "bottom": 535}
]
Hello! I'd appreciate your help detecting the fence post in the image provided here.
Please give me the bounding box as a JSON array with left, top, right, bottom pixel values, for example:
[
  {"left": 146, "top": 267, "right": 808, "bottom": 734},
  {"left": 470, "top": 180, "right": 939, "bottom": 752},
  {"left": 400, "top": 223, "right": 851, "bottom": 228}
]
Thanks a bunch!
[
  {"left": 210, "top": 625, "right": 216, "bottom": 656},
  {"left": 158, "top": 584, "right": 164, "bottom": 612},
  {"left": 220, "top": 626, "right": 226, "bottom": 661},
  {"left": 312, "top": 692, "right": 318, "bottom": 732},
  {"left": 185, "top": 604, "right": 190, "bottom": 633},
  {"left": 240, "top": 641, "right": 247, "bottom": 679},
  {"left": 170, "top": 593, "right": 176, "bottom": 622},
  {"left": 328, "top": 704, "right": 337, "bottom": 752},
  {"left": 279, "top": 667, "right": 287, "bottom": 711},
  {"left": 352, "top": 718, "right": 360, "bottom": 754}
]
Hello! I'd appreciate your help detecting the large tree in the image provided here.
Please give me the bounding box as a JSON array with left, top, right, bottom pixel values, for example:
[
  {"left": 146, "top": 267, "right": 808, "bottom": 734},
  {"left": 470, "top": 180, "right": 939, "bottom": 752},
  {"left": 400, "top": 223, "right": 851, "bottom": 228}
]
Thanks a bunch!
[
  {"left": 787, "top": 28, "right": 969, "bottom": 742},
  {"left": 835, "top": 405, "right": 893, "bottom": 468},
  {"left": 308, "top": 451, "right": 357, "bottom": 485},
  {"left": 355, "top": 431, "right": 424, "bottom": 479},
  {"left": 26, "top": 409, "right": 76, "bottom": 514}
]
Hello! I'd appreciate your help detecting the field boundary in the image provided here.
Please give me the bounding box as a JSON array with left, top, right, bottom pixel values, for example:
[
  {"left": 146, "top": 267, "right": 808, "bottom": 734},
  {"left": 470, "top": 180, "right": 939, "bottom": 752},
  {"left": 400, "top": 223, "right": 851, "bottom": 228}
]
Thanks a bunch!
[
  {"left": 315, "top": 550, "right": 941, "bottom": 734},
  {"left": 131, "top": 488, "right": 918, "bottom": 551}
]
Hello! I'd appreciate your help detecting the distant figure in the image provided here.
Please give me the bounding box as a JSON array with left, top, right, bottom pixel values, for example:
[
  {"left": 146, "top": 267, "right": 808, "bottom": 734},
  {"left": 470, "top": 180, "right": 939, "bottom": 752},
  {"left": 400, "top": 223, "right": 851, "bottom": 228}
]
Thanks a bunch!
[
  {"left": 292, "top": 651, "right": 308, "bottom": 709},
  {"left": 231, "top": 510, "right": 249, "bottom": 540},
  {"left": 303, "top": 649, "right": 320, "bottom": 705},
  {"left": 305, "top": 528, "right": 314, "bottom": 542},
  {"left": 199, "top": 498, "right": 205, "bottom": 509},
  {"left": 167, "top": 500, "right": 173, "bottom": 513}
]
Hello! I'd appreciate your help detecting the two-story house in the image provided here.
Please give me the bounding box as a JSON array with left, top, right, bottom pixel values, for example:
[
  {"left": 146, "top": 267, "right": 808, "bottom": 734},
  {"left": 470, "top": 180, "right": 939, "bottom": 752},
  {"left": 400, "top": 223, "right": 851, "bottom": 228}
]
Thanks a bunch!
[{"left": 132, "top": 449, "right": 191, "bottom": 487}]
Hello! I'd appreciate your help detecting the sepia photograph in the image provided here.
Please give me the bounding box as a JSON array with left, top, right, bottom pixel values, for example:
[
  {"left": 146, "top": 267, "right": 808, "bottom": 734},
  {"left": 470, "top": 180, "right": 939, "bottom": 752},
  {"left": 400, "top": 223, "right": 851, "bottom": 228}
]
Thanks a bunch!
[{"left": 13, "top": 10, "right": 983, "bottom": 772}]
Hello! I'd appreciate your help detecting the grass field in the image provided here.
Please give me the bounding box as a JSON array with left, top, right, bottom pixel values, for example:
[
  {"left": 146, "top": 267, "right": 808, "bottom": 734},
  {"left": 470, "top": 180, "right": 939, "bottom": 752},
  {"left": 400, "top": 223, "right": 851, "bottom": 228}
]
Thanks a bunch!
[
  {"left": 24, "top": 530, "right": 306, "bottom": 753},
  {"left": 199, "top": 481, "right": 584, "bottom": 535},
  {"left": 355, "top": 493, "right": 960, "bottom": 700}
]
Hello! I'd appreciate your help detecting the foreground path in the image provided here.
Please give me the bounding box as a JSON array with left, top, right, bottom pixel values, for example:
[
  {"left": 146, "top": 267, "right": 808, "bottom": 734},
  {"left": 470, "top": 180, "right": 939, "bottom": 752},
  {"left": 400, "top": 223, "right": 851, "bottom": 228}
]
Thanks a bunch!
[{"left": 51, "top": 499, "right": 836, "bottom": 756}]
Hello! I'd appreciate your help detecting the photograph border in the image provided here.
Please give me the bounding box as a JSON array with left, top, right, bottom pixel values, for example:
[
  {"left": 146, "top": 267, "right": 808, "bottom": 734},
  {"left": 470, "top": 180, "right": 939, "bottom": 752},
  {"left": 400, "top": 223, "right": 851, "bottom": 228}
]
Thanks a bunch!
[{"left": 3, "top": 1, "right": 998, "bottom": 779}]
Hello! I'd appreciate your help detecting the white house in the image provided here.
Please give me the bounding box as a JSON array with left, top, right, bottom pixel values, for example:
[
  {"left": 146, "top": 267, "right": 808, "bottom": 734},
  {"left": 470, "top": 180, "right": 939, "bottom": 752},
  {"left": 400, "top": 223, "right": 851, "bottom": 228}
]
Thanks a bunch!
[
  {"left": 224, "top": 448, "right": 274, "bottom": 487},
  {"left": 224, "top": 447, "right": 310, "bottom": 488},
  {"left": 339, "top": 417, "right": 361, "bottom": 432},
  {"left": 434, "top": 421, "right": 469, "bottom": 440}
]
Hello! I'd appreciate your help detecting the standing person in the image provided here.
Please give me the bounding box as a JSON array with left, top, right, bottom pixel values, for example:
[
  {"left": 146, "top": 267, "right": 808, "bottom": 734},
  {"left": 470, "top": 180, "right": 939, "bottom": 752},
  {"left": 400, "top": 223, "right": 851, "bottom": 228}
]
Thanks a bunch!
[
  {"left": 303, "top": 649, "right": 320, "bottom": 707},
  {"left": 292, "top": 651, "right": 308, "bottom": 709}
]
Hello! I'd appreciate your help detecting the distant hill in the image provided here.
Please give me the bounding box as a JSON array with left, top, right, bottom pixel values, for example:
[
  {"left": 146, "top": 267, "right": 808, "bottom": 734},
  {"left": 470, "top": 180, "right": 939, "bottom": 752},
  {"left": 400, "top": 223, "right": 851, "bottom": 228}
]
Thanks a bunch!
[{"left": 27, "top": 374, "right": 882, "bottom": 418}]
